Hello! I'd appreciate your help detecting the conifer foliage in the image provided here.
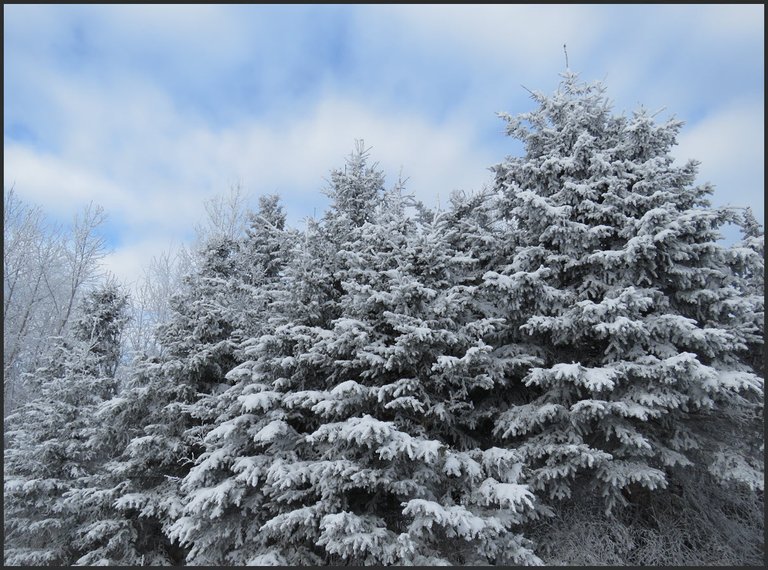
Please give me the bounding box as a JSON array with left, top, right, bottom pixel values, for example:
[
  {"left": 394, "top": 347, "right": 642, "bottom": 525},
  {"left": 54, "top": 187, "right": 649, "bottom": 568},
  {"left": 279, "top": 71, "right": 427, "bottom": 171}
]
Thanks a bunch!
[
  {"left": 166, "top": 145, "right": 541, "bottom": 565},
  {"left": 487, "top": 72, "right": 764, "bottom": 511},
  {"left": 3, "top": 74, "right": 763, "bottom": 566},
  {"left": 4, "top": 282, "right": 129, "bottom": 566}
]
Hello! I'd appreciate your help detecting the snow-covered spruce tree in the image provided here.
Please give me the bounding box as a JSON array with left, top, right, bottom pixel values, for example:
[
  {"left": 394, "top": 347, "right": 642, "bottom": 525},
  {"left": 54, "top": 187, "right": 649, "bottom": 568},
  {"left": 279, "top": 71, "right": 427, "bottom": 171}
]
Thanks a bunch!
[
  {"left": 44, "top": 236, "right": 241, "bottom": 566},
  {"left": 705, "top": 208, "right": 764, "bottom": 493},
  {"left": 169, "top": 144, "right": 541, "bottom": 565},
  {"left": 71, "top": 200, "right": 294, "bottom": 566},
  {"left": 164, "top": 147, "right": 360, "bottom": 564},
  {"left": 725, "top": 207, "right": 764, "bottom": 375},
  {"left": 4, "top": 282, "right": 129, "bottom": 566},
  {"left": 485, "top": 71, "right": 763, "bottom": 514},
  {"left": 315, "top": 191, "right": 541, "bottom": 565},
  {"left": 242, "top": 194, "right": 294, "bottom": 288},
  {"left": 165, "top": 143, "right": 383, "bottom": 565}
]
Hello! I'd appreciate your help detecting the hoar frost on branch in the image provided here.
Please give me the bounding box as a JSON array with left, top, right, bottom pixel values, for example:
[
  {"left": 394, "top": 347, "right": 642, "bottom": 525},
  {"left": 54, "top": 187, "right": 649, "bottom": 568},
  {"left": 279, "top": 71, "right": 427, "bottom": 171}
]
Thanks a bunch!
[{"left": 4, "top": 73, "right": 763, "bottom": 566}]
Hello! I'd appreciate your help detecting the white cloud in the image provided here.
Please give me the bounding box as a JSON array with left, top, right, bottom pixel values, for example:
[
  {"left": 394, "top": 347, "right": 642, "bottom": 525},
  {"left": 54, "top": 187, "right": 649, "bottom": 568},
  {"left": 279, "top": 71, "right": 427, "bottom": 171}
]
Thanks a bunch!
[
  {"left": 85, "top": 5, "right": 255, "bottom": 73},
  {"left": 5, "top": 4, "right": 763, "bottom": 284},
  {"left": 361, "top": 5, "right": 601, "bottom": 71},
  {"left": 4, "top": 4, "right": 253, "bottom": 69},
  {"left": 695, "top": 4, "right": 764, "bottom": 40},
  {"left": 198, "top": 96, "right": 497, "bottom": 210},
  {"left": 6, "top": 65, "right": 499, "bottom": 282},
  {"left": 3, "top": 142, "right": 132, "bottom": 219},
  {"left": 675, "top": 97, "right": 764, "bottom": 222},
  {"left": 101, "top": 236, "right": 182, "bottom": 289}
]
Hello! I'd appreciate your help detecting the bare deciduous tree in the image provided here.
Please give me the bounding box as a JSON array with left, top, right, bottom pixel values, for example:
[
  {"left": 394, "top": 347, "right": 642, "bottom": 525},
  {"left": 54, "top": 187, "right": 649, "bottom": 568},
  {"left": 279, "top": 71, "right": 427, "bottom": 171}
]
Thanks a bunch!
[
  {"left": 3, "top": 190, "right": 108, "bottom": 413},
  {"left": 194, "top": 182, "right": 251, "bottom": 243},
  {"left": 55, "top": 202, "right": 108, "bottom": 335},
  {"left": 124, "top": 246, "right": 190, "bottom": 360}
]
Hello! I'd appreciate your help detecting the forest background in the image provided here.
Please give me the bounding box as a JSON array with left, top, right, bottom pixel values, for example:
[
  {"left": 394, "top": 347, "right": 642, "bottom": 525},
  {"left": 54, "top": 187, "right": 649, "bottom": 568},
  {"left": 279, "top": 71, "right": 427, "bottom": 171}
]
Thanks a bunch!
[{"left": 3, "top": 4, "right": 764, "bottom": 566}]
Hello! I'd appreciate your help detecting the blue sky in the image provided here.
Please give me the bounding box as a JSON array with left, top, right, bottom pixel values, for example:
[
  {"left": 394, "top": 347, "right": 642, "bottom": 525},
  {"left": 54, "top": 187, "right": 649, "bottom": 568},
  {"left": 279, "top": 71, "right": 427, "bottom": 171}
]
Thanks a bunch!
[{"left": 4, "top": 4, "right": 764, "bottom": 285}]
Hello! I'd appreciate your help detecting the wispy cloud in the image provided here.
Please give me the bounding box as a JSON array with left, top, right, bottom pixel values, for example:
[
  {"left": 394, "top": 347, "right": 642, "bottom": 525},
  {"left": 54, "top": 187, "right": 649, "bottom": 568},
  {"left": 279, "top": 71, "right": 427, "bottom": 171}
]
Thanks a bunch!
[
  {"left": 4, "top": 4, "right": 764, "bottom": 284},
  {"left": 676, "top": 97, "right": 764, "bottom": 211},
  {"left": 4, "top": 70, "right": 496, "bottom": 284}
]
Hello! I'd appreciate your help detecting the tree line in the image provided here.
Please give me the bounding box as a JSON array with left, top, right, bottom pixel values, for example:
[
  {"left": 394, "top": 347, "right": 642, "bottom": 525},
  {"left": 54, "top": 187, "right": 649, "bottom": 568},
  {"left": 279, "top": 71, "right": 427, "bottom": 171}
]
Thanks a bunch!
[{"left": 4, "top": 72, "right": 764, "bottom": 565}]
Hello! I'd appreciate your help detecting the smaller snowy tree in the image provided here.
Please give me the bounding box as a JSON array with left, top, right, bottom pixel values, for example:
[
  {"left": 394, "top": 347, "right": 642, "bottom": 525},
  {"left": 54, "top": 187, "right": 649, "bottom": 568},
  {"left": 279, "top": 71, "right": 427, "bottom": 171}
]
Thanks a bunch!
[
  {"left": 4, "top": 282, "right": 129, "bottom": 566},
  {"left": 74, "top": 194, "right": 298, "bottom": 566},
  {"left": 243, "top": 194, "right": 292, "bottom": 283},
  {"left": 70, "top": 281, "right": 130, "bottom": 379}
]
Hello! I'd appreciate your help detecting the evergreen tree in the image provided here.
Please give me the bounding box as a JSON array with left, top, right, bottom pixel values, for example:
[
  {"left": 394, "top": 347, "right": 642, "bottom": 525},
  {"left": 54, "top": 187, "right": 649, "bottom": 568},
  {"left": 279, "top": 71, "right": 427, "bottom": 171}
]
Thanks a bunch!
[
  {"left": 7, "top": 72, "right": 761, "bottom": 568},
  {"left": 42, "top": 232, "right": 253, "bottom": 566},
  {"left": 72, "top": 195, "right": 296, "bottom": 565},
  {"left": 169, "top": 146, "right": 541, "bottom": 565},
  {"left": 4, "top": 282, "right": 128, "bottom": 565},
  {"left": 243, "top": 194, "right": 293, "bottom": 285},
  {"left": 165, "top": 143, "right": 387, "bottom": 565},
  {"left": 485, "top": 72, "right": 764, "bottom": 513}
]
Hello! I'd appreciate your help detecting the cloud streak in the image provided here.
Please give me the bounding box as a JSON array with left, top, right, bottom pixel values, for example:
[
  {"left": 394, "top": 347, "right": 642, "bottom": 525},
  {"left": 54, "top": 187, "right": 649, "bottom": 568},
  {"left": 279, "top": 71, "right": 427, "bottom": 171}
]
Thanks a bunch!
[
  {"left": 4, "top": 4, "right": 763, "bottom": 285},
  {"left": 5, "top": 75, "right": 496, "bottom": 284},
  {"left": 676, "top": 97, "right": 764, "bottom": 212}
]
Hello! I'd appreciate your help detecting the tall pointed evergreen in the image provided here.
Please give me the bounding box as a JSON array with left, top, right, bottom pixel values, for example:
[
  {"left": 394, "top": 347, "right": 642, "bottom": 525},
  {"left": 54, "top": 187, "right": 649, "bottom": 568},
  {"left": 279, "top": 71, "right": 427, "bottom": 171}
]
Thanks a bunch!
[{"left": 486, "top": 71, "right": 764, "bottom": 512}]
